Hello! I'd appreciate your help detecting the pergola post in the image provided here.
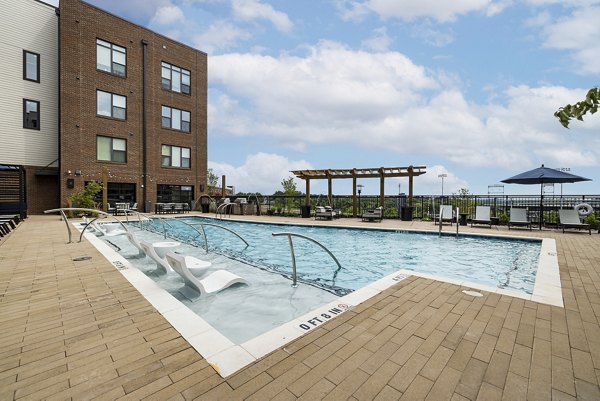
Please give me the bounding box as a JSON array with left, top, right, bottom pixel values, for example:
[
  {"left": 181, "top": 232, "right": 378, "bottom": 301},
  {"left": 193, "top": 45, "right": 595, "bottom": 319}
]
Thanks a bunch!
[
  {"left": 408, "top": 165, "right": 414, "bottom": 207},
  {"left": 379, "top": 167, "right": 385, "bottom": 208},
  {"left": 305, "top": 179, "right": 310, "bottom": 206},
  {"left": 352, "top": 169, "right": 357, "bottom": 217},
  {"left": 327, "top": 170, "right": 333, "bottom": 206},
  {"left": 221, "top": 175, "right": 226, "bottom": 197}
]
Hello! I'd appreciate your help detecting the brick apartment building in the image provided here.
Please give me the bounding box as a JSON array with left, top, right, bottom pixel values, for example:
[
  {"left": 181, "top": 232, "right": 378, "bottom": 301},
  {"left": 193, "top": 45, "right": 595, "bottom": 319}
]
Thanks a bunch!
[{"left": 0, "top": 0, "right": 208, "bottom": 215}]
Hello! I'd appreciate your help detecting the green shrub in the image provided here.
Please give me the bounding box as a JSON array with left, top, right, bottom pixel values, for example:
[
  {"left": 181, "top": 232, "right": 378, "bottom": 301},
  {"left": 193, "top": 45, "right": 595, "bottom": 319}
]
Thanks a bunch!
[
  {"left": 497, "top": 212, "right": 509, "bottom": 225},
  {"left": 585, "top": 214, "right": 599, "bottom": 230},
  {"left": 67, "top": 181, "right": 102, "bottom": 217}
]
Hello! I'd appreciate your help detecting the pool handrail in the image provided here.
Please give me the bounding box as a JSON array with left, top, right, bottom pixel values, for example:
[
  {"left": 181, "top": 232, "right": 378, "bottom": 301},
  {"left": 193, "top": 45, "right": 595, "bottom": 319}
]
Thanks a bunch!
[
  {"left": 272, "top": 232, "right": 343, "bottom": 288},
  {"left": 248, "top": 194, "right": 262, "bottom": 215},
  {"left": 43, "top": 207, "right": 128, "bottom": 243},
  {"left": 188, "top": 221, "right": 250, "bottom": 250},
  {"left": 216, "top": 202, "right": 233, "bottom": 219},
  {"left": 195, "top": 194, "right": 216, "bottom": 212},
  {"left": 438, "top": 206, "right": 460, "bottom": 238}
]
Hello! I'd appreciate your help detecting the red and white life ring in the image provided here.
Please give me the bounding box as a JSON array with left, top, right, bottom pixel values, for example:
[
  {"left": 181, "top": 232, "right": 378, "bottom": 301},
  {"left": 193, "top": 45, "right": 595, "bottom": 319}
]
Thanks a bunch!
[{"left": 574, "top": 203, "right": 593, "bottom": 217}]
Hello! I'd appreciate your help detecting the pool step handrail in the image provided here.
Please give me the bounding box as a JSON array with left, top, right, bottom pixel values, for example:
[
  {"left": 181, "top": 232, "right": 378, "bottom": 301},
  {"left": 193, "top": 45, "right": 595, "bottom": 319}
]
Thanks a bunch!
[
  {"left": 438, "top": 206, "right": 460, "bottom": 238},
  {"left": 189, "top": 221, "right": 250, "bottom": 251},
  {"left": 272, "top": 232, "right": 342, "bottom": 288},
  {"left": 216, "top": 202, "right": 233, "bottom": 219},
  {"left": 195, "top": 194, "right": 216, "bottom": 212},
  {"left": 43, "top": 207, "right": 127, "bottom": 243}
]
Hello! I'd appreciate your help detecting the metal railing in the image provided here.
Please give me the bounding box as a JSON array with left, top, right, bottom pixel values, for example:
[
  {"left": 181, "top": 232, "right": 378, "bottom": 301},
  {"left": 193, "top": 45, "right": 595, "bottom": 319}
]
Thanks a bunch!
[
  {"left": 272, "top": 232, "right": 342, "bottom": 288},
  {"left": 43, "top": 207, "right": 127, "bottom": 243}
]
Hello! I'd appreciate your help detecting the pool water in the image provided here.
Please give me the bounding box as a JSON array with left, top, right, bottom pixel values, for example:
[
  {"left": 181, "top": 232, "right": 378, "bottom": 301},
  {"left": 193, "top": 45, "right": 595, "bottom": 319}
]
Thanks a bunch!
[{"left": 143, "top": 217, "right": 541, "bottom": 295}]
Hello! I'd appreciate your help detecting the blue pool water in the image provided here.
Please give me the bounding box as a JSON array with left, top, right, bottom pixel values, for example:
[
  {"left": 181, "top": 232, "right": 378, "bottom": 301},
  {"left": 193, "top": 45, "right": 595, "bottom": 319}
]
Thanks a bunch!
[{"left": 140, "top": 217, "right": 541, "bottom": 295}]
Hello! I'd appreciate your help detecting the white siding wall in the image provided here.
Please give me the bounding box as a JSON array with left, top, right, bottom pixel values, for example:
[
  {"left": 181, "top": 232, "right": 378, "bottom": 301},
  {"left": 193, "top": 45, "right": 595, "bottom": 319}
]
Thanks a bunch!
[{"left": 0, "top": 0, "right": 58, "bottom": 167}]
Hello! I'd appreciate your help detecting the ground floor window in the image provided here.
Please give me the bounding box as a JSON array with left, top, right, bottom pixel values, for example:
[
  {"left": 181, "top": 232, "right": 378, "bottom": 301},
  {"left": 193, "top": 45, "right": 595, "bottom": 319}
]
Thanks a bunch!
[
  {"left": 91, "top": 182, "right": 136, "bottom": 206},
  {"left": 157, "top": 184, "right": 194, "bottom": 203}
]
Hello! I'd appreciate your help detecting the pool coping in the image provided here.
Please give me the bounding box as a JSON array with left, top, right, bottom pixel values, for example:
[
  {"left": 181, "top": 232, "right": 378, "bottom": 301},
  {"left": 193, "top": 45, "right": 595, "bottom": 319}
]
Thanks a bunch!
[{"left": 83, "top": 219, "right": 561, "bottom": 378}]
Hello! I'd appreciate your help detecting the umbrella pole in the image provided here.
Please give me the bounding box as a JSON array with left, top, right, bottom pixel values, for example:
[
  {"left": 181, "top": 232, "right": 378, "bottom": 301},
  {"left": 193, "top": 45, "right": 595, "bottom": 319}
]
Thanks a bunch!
[{"left": 539, "top": 184, "right": 543, "bottom": 229}]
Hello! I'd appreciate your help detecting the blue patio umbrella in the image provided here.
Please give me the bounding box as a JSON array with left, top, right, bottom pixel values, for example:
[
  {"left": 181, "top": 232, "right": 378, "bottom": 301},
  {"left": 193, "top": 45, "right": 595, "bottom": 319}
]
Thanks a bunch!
[{"left": 501, "top": 164, "right": 591, "bottom": 228}]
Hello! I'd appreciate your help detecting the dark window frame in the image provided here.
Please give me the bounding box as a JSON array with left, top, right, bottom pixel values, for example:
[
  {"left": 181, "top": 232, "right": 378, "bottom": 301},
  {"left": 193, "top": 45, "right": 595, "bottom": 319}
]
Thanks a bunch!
[
  {"left": 157, "top": 184, "right": 194, "bottom": 203},
  {"left": 96, "top": 38, "right": 127, "bottom": 77},
  {"left": 23, "top": 50, "right": 40, "bottom": 83},
  {"left": 96, "top": 135, "right": 127, "bottom": 163},
  {"left": 23, "top": 99, "right": 40, "bottom": 130},
  {"left": 161, "top": 105, "right": 191, "bottom": 132},
  {"left": 161, "top": 61, "right": 191, "bottom": 95},
  {"left": 161, "top": 144, "right": 191, "bottom": 168},
  {"left": 96, "top": 89, "right": 127, "bottom": 120}
]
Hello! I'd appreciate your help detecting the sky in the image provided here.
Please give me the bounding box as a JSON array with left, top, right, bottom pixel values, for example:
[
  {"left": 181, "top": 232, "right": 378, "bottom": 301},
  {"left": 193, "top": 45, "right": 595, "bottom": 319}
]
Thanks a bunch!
[{"left": 47, "top": 0, "right": 600, "bottom": 196}]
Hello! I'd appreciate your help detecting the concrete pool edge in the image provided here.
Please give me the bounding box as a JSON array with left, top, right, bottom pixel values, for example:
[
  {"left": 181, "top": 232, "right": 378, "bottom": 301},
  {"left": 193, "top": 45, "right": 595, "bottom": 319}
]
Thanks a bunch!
[{"left": 83, "top": 220, "right": 562, "bottom": 378}]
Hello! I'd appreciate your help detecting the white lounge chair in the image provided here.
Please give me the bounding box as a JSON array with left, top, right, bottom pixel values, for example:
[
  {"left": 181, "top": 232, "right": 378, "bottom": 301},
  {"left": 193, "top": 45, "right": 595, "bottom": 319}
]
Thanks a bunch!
[
  {"left": 508, "top": 208, "right": 531, "bottom": 230},
  {"left": 90, "top": 220, "right": 127, "bottom": 236},
  {"left": 362, "top": 206, "right": 383, "bottom": 222},
  {"left": 139, "top": 240, "right": 212, "bottom": 275},
  {"left": 436, "top": 205, "right": 454, "bottom": 226},
  {"left": 125, "top": 229, "right": 146, "bottom": 258},
  {"left": 471, "top": 206, "right": 492, "bottom": 228},
  {"left": 165, "top": 251, "right": 248, "bottom": 300},
  {"left": 559, "top": 209, "right": 591, "bottom": 235}
]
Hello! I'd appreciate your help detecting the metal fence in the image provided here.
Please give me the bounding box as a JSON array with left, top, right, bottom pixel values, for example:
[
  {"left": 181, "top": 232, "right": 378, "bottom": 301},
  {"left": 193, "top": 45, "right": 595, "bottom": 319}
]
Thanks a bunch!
[{"left": 221, "top": 194, "right": 600, "bottom": 225}]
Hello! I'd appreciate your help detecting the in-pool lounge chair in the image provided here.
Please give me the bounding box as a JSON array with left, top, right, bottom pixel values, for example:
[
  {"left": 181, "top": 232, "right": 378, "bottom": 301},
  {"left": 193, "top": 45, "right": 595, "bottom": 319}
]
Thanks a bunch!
[
  {"left": 435, "top": 205, "right": 454, "bottom": 226},
  {"left": 165, "top": 251, "right": 248, "bottom": 300},
  {"left": 125, "top": 229, "right": 146, "bottom": 258},
  {"left": 315, "top": 206, "right": 335, "bottom": 220},
  {"left": 508, "top": 208, "right": 531, "bottom": 230},
  {"left": 362, "top": 206, "right": 383, "bottom": 222},
  {"left": 558, "top": 209, "right": 591, "bottom": 234},
  {"left": 140, "top": 240, "right": 212, "bottom": 275},
  {"left": 90, "top": 220, "right": 127, "bottom": 236},
  {"left": 471, "top": 206, "right": 492, "bottom": 228}
]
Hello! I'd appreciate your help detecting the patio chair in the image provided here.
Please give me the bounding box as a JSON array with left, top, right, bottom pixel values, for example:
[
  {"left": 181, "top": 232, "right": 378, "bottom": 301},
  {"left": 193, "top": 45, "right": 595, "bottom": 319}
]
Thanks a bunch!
[
  {"left": 362, "top": 206, "right": 383, "bottom": 222},
  {"left": 435, "top": 205, "right": 454, "bottom": 226},
  {"left": 558, "top": 209, "right": 591, "bottom": 235},
  {"left": 165, "top": 251, "right": 248, "bottom": 300},
  {"left": 471, "top": 206, "right": 492, "bottom": 228},
  {"left": 139, "top": 240, "right": 213, "bottom": 275},
  {"left": 315, "top": 206, "right": 334, "bottom": 220},
  {"left": 508, "top": 208, "right": 531, "bottom": 230}
]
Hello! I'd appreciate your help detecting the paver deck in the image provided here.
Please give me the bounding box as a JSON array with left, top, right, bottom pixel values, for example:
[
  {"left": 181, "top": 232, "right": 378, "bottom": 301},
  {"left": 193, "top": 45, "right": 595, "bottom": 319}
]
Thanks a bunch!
[{"left": 1, "top": 214, "right": 599, "bottom": 400}]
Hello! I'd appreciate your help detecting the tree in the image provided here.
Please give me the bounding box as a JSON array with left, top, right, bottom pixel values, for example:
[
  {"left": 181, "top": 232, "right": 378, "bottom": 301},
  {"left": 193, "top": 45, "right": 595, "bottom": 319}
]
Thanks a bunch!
[
  {"left": 207, "top": 168, "right": 219, "bottom": 194},
  {"left": 280, "top": 176, "right": 299, "bottom": 212},
  {"left": 554, "top": 87, "right": 599, "bottom": 128}
]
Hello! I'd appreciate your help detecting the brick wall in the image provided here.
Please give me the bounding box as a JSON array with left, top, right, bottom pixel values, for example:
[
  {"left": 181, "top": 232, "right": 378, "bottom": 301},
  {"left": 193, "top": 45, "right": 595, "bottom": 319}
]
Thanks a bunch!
[
  {"left": 25, "top": 166, "right": 59, "bottom": 214},
  {"left": 59, "top": 0, "right": 207, "bottom": 212}
]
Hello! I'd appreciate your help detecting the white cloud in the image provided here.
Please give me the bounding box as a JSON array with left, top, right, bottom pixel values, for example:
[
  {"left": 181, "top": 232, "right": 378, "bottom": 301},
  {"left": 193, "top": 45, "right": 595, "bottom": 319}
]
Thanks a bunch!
[
  {"left": 151, "top": 4, "right": 185, "bottom": 25},
  {"left": 338, "top": 0, "right": 506, "bottom": 22},
  {"left": 232, "top": 0, "right": 293, "bottom": 32},
  {"left": 361, "top": 27, "right": 392, "bottom": 52},
  {"left": 209, "top": 153, "right": 312, "bottom": 193},
  {"left": 411, "top": 22, "right": 454, "bottom": 47},
  {"left": 208, "top": 41, "right": 600, "bottom": 174},
  {"left": 195, "top": 20, "right": 252, "bottom": 53},
  {"left": 538, "top": 6, "right": 600, "bottom": 74}
]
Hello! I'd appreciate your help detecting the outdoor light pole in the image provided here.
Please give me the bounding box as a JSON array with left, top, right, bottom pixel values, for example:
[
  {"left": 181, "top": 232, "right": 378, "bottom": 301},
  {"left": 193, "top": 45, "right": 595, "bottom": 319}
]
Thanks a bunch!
[
  {"left": 357, "top": 184, "right": 363, "bottom": 214},
  {"left": 438, "top": 174, "right": 447, "bottom": 200}
]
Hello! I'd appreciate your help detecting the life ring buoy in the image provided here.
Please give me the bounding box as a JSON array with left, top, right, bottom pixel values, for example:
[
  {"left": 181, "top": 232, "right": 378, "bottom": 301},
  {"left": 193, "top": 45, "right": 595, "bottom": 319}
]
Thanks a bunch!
[{"left": 574, "top": 203, "right": 593, "bottom": 217}]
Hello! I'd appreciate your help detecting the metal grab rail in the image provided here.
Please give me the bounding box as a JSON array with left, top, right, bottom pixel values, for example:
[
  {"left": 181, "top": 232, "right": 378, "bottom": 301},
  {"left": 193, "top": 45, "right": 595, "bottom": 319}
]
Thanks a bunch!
[
  {"left": 272, "top": 232, "right": 342, "bottom": 288},
  {"left": 189, "top": 222, "right": 249, "bottom": 251},
  {"left": 216, "top": 202, "right": 233, "bottom": 219},
  {"left": 248, "top": 194, "right": 262, "bottom": 215},
  {"left": 438, "top": 207, "right": 460, "bottom": 238},
  {"left": 43, "top": 207, "right": 126, "bottom": 244},
  {"left": 195, "top": 194, "right": 216, "bottom": 212}
]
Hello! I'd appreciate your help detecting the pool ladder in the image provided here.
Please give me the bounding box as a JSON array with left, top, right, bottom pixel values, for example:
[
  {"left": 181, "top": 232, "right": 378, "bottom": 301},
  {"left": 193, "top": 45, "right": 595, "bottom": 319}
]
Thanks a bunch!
[
  {"left": 439, "top": 207, "right": 460, "bottom": 238},
  {"left": 272, "top": 232, "right": 343, "bottom": 288},
  {"left": 216, "top": 202, "right": 233, "bottom": 219}
]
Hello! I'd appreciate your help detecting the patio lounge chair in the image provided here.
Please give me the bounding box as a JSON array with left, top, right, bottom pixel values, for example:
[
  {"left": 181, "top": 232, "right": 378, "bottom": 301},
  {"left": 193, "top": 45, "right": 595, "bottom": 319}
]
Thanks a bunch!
[
  {"left": 558, "top": 209, "right": 591, "bottom": 235},
  {"left": 165, "top": 251, "right": 248, "bottom": 300},
  {"left": 140, "top": 240, "right": 212, "bottom": 275},
  {"left": 435, "top": 205, "right": 454, "bottom": 226},
  {"left": 471, "top": 206, "right": 492, "bottom": 228},
  {"left": 508, "top": 208, "right": 531, "bottom": 230},
  {"left": 315, "top": 206, "right": 335, "bottom": 220},
  {"left": 362, "top": 206, "right": 383, "bottom": 222}
]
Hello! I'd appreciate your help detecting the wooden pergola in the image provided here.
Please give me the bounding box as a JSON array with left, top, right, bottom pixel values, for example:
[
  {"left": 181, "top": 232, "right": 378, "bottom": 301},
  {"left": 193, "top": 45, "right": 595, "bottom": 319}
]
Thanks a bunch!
[{"left": 291, "top": 165, "right": 427, "bottom": 217}]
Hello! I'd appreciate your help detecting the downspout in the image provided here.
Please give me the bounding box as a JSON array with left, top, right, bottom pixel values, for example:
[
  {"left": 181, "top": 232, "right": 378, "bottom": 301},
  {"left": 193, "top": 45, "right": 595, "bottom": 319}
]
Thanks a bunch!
[
  {"left": 56, "top": 6, "right": 61, "bottom": 209},
  {"left": 142, "top": 39, "right": 148, "bottom": 212}
]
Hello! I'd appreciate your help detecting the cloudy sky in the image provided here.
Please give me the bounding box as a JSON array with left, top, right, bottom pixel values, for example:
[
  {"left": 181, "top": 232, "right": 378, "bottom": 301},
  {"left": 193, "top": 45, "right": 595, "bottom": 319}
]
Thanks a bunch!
[{"left": 48, "top": 0, "right": 600, "bottom": 195}]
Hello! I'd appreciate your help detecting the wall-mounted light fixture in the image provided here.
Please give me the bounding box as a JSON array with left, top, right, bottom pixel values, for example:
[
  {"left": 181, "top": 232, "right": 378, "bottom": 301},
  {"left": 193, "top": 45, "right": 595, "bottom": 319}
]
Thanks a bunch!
[
  {"left": 65, "top": 170, "right": 72, "bottom": 175},
  {"left": 75, "top": 169, "right": 82, "bottom": 176}
]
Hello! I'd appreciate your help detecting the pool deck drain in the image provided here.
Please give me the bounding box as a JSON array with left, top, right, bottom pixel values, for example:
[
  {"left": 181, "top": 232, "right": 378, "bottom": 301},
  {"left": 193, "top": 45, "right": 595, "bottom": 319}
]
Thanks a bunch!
[{"left": 1, "top": 214, "right": 599, "bottom": 400}]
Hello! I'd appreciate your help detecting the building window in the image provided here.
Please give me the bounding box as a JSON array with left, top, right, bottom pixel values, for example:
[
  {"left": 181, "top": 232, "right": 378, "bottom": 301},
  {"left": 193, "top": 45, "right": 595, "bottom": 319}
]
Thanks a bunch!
[
  {"left": 97, "top": 90, "right": 126, "bottom": 120},
  {"left": 161, "top": 145, "right": 190, "bottom": 168},
  {"left": 157, "top": 185, "right": 194, "bottom": 203},
  {"left": 23, "top": 99, "right": 40, "bottom": 130},
  {"left": 96, "top": 39, "right": 126, "bottom": 77},
  {"left": 161, "top": 62, "right": 190, "bottom": 94},
  {"left": 97, "top": 136, "right": 127, "bottom": 162},
  {"left": 23, "top": 50, "right": 40, "bottom": 82},
  {"left": 161, "top": 106, "right": 190, "bottom": 132}
]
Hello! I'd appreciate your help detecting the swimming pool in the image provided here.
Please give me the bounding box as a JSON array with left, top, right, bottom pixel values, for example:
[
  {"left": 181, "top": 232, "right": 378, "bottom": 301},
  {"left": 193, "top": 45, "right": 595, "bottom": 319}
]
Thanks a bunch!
[{"left": 142, "top": 216, "right": 542, "bottom": 295}]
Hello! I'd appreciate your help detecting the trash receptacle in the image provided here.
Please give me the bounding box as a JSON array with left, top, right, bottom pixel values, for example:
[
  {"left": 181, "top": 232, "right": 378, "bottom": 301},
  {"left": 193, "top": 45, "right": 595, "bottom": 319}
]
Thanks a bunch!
[
  {"left": 401, "top": 206, "right": 413, "bottom": 221},
  {"left": 201, "top": 203, "right": 209, "bottom": 213},
  {"left": 300, "top": 205, "right": 311, "bottom": 218}
]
